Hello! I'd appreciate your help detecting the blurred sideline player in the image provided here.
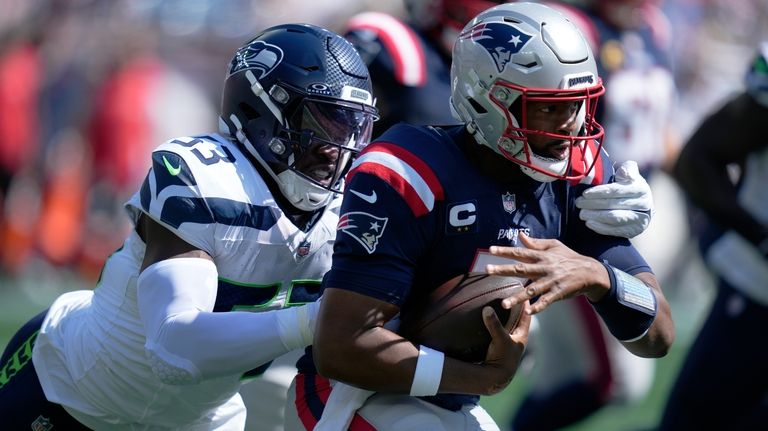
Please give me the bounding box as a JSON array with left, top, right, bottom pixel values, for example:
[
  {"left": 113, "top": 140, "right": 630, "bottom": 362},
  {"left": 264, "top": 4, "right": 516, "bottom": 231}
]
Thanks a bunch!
[
  {"left": 658, "top": 42, "right": 768, "bottom": 431},
  {"left": 545, "top": 0, "right": 678, "bottom": 179},
  {"left": 0, "top": 24, "right": 378, "bottom": 430},
  {"left": 285, "top": 3, "right": 674, "bottom": 430},
  {"left": 345, "top": 2, "right": 657, "bottom": 430}
]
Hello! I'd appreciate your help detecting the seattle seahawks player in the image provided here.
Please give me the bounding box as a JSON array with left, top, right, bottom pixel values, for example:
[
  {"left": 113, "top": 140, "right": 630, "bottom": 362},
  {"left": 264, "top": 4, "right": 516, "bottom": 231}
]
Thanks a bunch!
[
  {"left": 285, "top": 3, "right": 674, "bottom": 430},
  {"left": 0, "top": 24, "right": 377, "bottom": 430}
]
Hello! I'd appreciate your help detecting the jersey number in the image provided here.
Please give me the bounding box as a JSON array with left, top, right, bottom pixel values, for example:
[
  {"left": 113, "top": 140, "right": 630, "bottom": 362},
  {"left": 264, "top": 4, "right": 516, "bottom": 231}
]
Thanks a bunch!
[
  {"left": 171, "top": 136, "right": 236, "bottom": 165},
  {"left": 212, "top": 278, "right": 322, "bottom": 380},
  {"left": 213, "top": 279, "right": 322, "bottom": 313}
]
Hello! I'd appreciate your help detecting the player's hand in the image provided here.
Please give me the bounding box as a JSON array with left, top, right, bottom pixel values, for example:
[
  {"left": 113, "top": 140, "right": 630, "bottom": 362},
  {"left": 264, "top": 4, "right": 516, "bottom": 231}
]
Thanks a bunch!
[
  {"left": 575, "top": 160, "right": 653, "bottom": 238},
  {"left": 478, "top": 301, "right": 531, "bottom": 395},
  {"left": 486, "top": 233, "right": 610, "bottom": 314}
]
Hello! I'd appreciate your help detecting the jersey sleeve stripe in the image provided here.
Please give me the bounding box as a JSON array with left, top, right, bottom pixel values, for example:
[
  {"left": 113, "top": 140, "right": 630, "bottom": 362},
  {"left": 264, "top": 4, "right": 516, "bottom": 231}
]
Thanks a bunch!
[
  {"left": 348, "top": 160, "right": 430, "bottom": 216},
  {"left": 347, "top": 12, "right": 426, "bottom": 87},
  {"left": 348, "top": 143, "right": 444, "bottom": 217}
]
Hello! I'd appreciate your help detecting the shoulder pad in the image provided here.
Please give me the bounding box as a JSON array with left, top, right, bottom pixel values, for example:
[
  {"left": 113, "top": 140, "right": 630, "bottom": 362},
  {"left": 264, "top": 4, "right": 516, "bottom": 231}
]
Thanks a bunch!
[{"left": 346, "top": 125, "right": 446, "bottom": 217}]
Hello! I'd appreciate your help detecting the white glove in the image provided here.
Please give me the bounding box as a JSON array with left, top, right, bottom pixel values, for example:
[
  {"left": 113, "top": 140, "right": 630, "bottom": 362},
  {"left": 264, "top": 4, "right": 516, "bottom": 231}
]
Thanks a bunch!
[
  {"left": 575, "top": 160, "right": 654, "bottom": 238},
  {"left": 313, "top": 380, "right": 373, "bottom": 431}
]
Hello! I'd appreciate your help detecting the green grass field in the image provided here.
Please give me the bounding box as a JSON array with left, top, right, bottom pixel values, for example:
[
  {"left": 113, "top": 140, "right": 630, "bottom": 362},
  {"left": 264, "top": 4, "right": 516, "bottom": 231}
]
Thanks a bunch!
[{"left": 0, "top": 258, "right": 714, "bottom": 431}]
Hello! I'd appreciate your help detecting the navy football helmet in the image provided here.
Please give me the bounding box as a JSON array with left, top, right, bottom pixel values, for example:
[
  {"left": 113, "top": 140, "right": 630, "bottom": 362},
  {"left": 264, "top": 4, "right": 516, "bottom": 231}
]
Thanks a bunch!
[{"left": 220, "top": 24, "right": 378, "bottom": 211}]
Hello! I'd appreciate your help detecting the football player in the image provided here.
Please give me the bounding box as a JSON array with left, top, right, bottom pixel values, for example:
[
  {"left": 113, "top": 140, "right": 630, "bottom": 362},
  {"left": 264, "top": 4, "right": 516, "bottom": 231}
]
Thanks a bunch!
[
  {"left": 658, "top": 42, "right": 768, "bottom": 431},
  {"left": 345, "top": 1, "right": 658, "bottom": 429},
  {"left": 0, "top": 23, "right": 377, "bottom": 430},
  {"left": 285, "top": 3, "right": 674, "bottom": 430}
]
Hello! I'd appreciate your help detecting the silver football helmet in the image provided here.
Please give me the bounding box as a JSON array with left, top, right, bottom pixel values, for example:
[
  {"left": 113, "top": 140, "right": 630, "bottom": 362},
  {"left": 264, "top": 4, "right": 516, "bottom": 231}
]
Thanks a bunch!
[{"left": 450, "top": 2, "right": 605, "bottom": 182}]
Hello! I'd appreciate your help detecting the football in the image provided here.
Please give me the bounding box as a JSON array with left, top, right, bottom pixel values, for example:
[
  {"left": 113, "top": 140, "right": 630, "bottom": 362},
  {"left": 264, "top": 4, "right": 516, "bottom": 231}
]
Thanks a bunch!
[{"left": 399, "top": 274, "right": 527, "bottom": 363}]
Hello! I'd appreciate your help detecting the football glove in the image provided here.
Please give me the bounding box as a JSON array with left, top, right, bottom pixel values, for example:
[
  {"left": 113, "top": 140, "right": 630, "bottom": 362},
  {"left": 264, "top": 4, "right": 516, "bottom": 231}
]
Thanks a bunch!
[{"left": 576, "top": 160, "right": 654, "bottom": 238}]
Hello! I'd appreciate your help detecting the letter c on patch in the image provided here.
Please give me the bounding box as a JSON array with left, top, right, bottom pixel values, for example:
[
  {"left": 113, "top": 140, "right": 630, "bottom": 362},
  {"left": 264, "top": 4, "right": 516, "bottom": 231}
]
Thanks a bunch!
[{"left": 449, "top": 203, "right": 476, "bottom": 227}]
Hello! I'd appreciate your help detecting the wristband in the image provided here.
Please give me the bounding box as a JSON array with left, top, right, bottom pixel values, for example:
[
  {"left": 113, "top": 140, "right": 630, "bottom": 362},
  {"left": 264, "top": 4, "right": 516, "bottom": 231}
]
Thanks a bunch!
[
  {"left": 591, "top": 263, "right": 657, "bottom": 342},
  {"left": 410, "top": 345, "right": 444, "bottom": 396}
]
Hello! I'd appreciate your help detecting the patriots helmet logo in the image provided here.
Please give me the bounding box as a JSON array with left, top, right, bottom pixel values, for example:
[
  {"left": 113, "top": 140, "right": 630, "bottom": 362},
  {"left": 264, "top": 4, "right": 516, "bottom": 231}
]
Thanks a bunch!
[
  {"left": 338, "top": 211, "right": 388, "bottom": 254},
  {"left": 460, "top": 22, "right": 533, "bottom": 73},
  {"left": 228, "top": 41, "right": 284, "bottom": 79}
]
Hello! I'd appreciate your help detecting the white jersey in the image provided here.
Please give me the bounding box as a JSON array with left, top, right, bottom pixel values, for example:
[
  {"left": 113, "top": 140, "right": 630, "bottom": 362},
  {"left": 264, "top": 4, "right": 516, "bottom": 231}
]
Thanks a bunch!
[{"left": 32, "top": 134, "right": 339, "bottom": 430}]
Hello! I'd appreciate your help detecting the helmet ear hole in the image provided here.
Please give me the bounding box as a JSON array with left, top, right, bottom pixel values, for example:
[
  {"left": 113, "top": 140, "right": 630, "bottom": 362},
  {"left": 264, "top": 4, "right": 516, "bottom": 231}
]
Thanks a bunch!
[
  {"left": 467, "top": 98, "right": 487, "bottom": 114},
  {"left": 238, "top": 103, "right": 260, "bottom": 121}
]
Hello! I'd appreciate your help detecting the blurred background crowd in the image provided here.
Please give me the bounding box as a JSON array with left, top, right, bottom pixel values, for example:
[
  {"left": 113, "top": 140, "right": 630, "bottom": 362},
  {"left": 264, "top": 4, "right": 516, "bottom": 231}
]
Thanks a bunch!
[
  {"left": 0, "top": 0, "right": 764, "bottom": 284},
  {"left": 0, "top": 0, "right": 399, "bottom": 283},
  {"left": 0, "top": 0, "right": 766, "bottom": 429}
]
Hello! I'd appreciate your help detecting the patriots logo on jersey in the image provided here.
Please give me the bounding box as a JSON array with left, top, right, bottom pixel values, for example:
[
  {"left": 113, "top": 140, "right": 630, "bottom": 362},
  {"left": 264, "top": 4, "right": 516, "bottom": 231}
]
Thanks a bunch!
[
  {"left": 460, "top": 22, "right": 533, "bottom": 73},
  {"left": 338, "top": 211, "right": 388, "bottom": 254},
  {"left": 228, "top": 41, "right": 284, "bottom": 79}
]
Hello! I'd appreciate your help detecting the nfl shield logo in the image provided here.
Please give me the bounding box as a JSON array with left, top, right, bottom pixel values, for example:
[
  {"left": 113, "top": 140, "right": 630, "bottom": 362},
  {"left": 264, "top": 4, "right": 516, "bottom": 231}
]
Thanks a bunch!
[
  {"left": 31, "top": 416, "right": 53, "bottom": 431},
  {"left": 502, "top": 192, "right": 516, "bottom": 214},
  {"left": 297, "top": 240, "right": 311, "bottom": 258}
]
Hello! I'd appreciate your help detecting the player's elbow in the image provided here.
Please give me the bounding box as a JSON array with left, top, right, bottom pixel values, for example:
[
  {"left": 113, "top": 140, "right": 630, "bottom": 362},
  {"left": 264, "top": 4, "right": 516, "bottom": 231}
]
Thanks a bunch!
[
  {"left": 312, "top": 331, "right": 348, "bottom": 380},
  {"left": 144, "top": 342, "right": 203, "bottom": 385},
  {"left": 627, "top": 321, "right": 675, "bottom": 358},
  {"left": 143, "top": 313, "right": 204, "bottom": 385},
  {"left": 648, "top": 324, "right": 676, "bottom": 358}
]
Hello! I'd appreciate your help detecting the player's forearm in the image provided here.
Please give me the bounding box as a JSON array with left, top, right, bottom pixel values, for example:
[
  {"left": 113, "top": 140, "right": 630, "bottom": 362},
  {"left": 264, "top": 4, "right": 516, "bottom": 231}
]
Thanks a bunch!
[
  {"left": 620, "top": 288, "right": 675, "bottom": 358},
  {"left": 146, "top": 306, "right": 313, "bottom": 383},
  {"left": 315, "top": 324, "right": 420, "bottom": 392},
  {"left": 314, "top": 326, "right": 513, "bottom": 396},
  {"left": 137, "top": 258, "right": 315, "bottom": 384},
  {"left": 590, "top": 270, "right": 674, "bottom": 358}
]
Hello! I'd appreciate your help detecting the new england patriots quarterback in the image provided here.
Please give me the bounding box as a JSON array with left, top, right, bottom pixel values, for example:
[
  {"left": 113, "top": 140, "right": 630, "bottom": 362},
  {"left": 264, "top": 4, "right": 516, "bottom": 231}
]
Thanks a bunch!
[
  {"left": 286, "top": 4, "right": 674, "bottom": 430},
  {"left": 343, "top": 2, "right": 659, "bottom": 430},
  {"left": 0, "top": 24, "right": 377, "bottom": 430}
]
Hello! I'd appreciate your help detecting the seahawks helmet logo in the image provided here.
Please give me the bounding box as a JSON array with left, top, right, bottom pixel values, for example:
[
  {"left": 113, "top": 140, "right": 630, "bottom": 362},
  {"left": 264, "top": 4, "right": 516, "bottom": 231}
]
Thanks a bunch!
[
  {"left": 460, "top": 22, "right": 533, "bottom": 73},
  {"left": 228, "top": 41, "right": 284, "bottom": 79}
]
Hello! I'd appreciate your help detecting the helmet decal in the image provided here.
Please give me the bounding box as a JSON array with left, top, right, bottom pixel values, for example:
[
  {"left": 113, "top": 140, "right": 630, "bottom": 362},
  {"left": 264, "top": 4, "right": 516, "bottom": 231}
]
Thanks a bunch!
[
  {"left": 228, "top": 41, "right": 284, "bottom": 79},
  {"left": 460, "top": 22, "right": 533, "bottom": 73}
]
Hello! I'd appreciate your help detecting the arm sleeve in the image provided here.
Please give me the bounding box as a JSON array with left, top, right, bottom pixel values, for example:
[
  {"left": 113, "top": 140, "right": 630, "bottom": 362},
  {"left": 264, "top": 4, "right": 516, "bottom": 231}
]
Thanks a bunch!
[{"left": 136, "top": 257, "right": 309, "bottom": 384}]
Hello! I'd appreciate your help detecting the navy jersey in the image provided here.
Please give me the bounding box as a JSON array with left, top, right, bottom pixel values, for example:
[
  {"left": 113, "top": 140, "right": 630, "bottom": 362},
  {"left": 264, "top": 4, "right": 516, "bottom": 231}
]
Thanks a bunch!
[
  {"left": 300, "top": 124, "right": 651, "bottom": 410},
  {"left": 345, "top": 12, "right": 458, "bottom": 137}
]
